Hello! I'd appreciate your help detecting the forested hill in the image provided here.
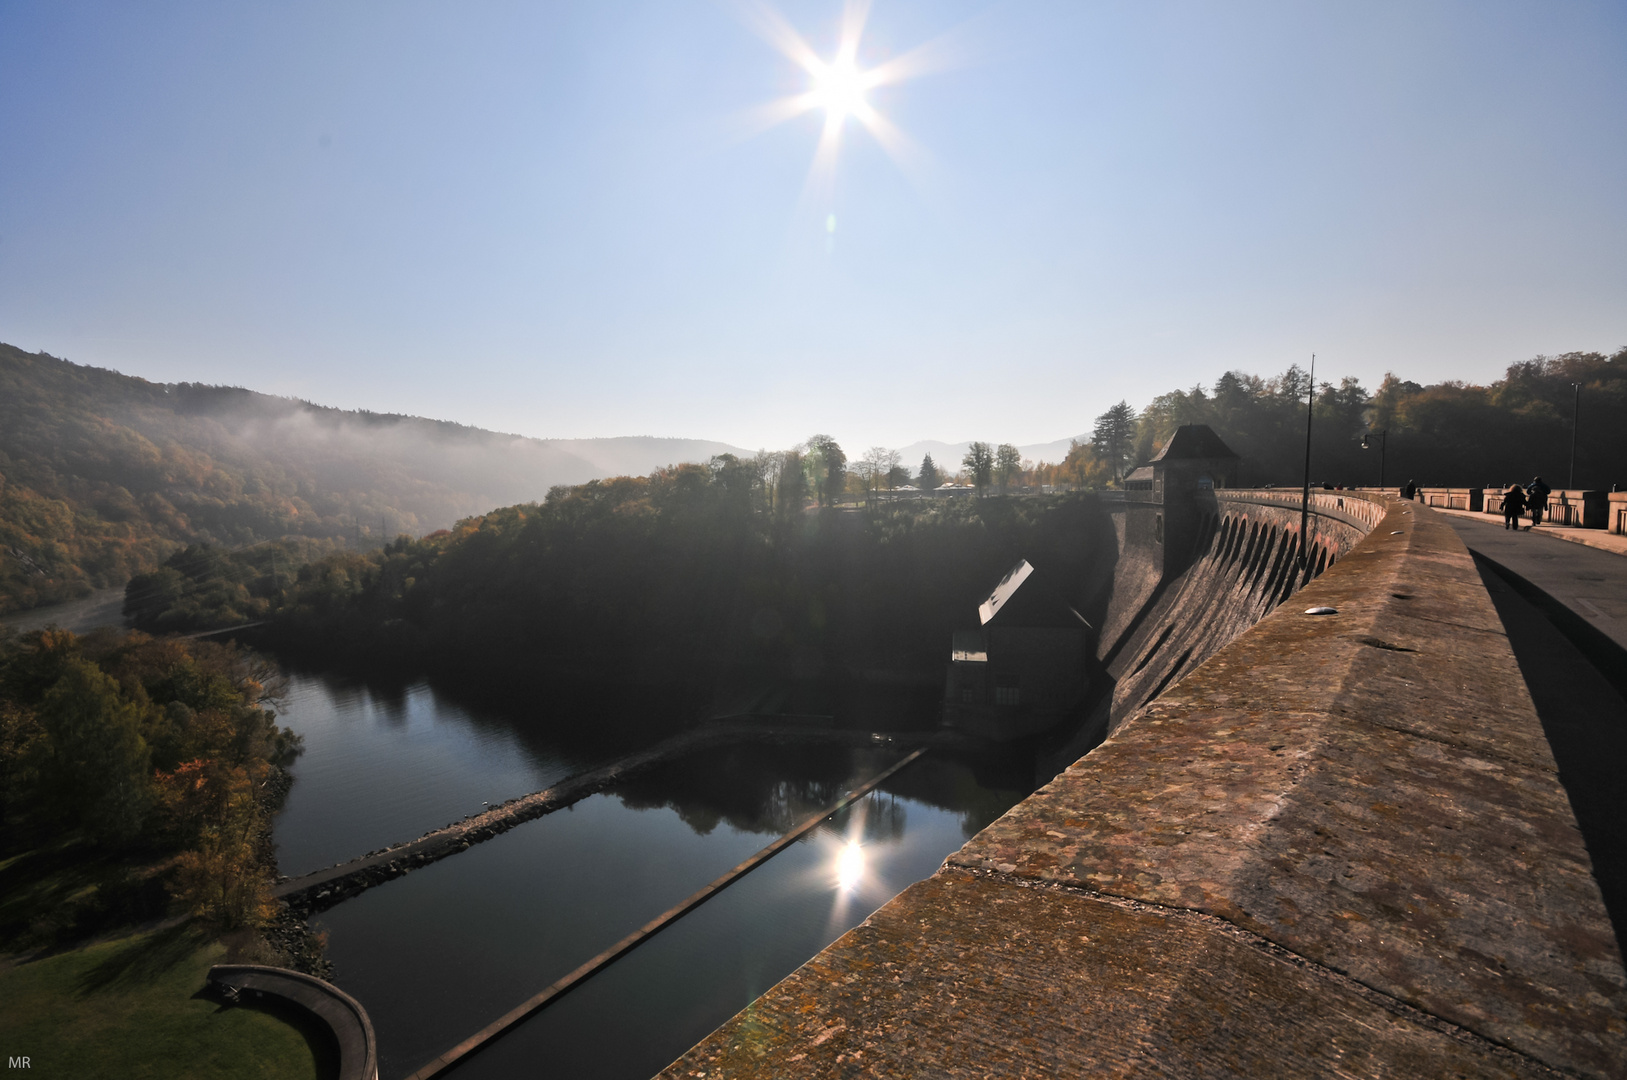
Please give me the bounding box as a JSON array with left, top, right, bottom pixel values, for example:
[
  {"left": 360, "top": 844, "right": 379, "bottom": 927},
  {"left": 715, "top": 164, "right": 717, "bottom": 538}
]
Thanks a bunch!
[{"left": 0, "top": 344, "right": 743, "bottom": 614}]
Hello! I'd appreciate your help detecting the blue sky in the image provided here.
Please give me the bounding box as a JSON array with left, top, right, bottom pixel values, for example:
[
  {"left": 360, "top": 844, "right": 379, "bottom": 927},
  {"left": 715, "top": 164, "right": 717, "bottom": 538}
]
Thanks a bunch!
[{"left": 2, "top": 1, "right": 1623, "bottom": 453}]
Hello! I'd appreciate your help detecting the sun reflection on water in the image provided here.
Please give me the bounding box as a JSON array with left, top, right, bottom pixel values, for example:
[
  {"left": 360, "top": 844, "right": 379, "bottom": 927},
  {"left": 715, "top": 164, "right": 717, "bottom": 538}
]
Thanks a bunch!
[{"left": 835, "top": 839, "right": 865, "bottom": 892}]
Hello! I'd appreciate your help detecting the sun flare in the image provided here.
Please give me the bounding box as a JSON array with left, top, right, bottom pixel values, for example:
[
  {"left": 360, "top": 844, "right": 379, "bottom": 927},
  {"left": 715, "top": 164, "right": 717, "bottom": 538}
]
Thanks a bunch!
[
  {"left": 811, "top": 55, "right": 869, "bottom": 123},
  {"left": 733, "top": 0, "right": 957, "bottom": 204}
]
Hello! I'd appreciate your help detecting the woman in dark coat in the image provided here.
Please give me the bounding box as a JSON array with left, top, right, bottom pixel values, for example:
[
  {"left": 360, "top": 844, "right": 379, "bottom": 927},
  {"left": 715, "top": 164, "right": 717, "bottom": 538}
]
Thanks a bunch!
[
  {"left": 1503, "top": 483, "right": 1527, "bottom": 530},
  {"left": 1527, "top": 476, "right": 1551, "bottom": 527}
]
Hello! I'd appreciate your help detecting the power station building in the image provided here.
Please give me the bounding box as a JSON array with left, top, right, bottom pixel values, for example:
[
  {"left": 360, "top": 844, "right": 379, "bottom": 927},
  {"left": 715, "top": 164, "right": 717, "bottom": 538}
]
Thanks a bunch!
[{"left": 944, "top": 559, "right": 1091, "bottom": 741}]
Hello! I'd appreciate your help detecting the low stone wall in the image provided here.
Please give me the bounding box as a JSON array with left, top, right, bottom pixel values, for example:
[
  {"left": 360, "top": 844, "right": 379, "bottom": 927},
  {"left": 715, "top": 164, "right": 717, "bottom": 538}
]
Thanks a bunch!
[
  {"left": 1550, "top": 489, "right": 1609, "bottom": 529},
  {"left": 1418, "top": 486, "right": 1484, "bottom": 512},
  {"left": 1612, "top": 492, "right": 1627, "bottom": 536},
  {"left": 660, "top": 496, "right": 1627, "bottom": 1078},
  {"left": 208, "top": 964, "right": 378, "bottom": 1080},
  {"left": 1485, "top": 487, "right": 1608, "bottom": 528}
]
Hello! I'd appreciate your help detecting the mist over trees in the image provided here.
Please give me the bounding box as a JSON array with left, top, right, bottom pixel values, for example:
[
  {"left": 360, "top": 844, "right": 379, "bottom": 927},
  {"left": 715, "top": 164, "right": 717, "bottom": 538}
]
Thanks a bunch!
[
  {"left": 0, "top": 345, "right": 740, "bottom": 615},
  {"left": 9, "top": 341, "right": 1623, "bottom": 627}
]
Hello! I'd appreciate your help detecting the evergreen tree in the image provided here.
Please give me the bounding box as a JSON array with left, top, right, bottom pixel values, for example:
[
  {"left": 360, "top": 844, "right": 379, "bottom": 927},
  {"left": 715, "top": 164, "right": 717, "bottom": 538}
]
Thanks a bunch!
[
  {"left": 1092, "top": 401, "right": 1138, "bottom": 482},
  {"left": 918, "top": 454, "right": 941, "bottom": 490}
]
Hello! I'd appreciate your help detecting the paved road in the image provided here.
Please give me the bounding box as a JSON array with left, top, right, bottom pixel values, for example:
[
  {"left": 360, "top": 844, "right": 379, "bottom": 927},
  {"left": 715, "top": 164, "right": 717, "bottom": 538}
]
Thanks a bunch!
[
  {"left": 0, "top": 585, "right": 128, "bottom": 635},
  {"left": 1444, "top": 511, "right": 1627, "bottom": 655}
]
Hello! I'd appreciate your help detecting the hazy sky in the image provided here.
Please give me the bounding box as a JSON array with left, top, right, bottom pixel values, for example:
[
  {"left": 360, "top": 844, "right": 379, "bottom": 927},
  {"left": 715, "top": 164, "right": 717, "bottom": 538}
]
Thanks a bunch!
[{"left": 3, "top": 1, "right": 1623, "bottom": 452}]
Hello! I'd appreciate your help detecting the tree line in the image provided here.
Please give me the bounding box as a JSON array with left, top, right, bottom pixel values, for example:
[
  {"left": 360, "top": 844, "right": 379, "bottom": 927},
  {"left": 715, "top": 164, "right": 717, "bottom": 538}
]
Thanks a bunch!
[
  {"left": 129, "top": 467, "right": 1111, "bottom": 744},
  {"left": 1077, "top": 348, "right": 1625, "bottom": 490},
  {"left": 116, "top": 341, "right": 1626, "bottom": 651}
]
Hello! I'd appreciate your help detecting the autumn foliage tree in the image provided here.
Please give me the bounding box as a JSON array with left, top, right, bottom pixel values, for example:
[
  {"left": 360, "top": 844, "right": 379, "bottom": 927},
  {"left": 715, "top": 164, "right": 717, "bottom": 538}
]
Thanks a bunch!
[{"left": 0, "top": 627, "right": 299, "bottom": 937}]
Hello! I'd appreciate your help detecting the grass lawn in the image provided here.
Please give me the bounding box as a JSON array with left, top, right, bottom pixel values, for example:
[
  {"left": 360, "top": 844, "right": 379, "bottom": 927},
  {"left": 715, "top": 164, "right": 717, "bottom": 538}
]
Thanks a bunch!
[{"left": 0, "top": 925, "right": 325, "bottom": 1080}]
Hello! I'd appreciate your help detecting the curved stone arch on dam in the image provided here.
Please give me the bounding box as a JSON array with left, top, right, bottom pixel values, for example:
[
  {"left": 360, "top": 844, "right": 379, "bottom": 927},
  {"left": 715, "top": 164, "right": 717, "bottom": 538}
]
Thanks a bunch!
[{"left": 664, "top": 492, "right": 1627, "bottom": 1079}]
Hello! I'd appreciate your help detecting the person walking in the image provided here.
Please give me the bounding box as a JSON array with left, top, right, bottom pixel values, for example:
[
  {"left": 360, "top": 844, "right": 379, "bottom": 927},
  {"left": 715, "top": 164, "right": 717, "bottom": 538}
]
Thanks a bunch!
[
  {"left": 1503, "top": 483, "right": 1527, "bottom": 530},
  {"left": 1527, "top": 476, "right": 1551, "bottom": 528}
]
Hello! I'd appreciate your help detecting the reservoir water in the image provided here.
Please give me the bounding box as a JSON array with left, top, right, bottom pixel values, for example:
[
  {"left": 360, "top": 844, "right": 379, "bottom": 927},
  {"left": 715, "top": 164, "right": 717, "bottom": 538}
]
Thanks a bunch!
[{"left": 271, "top": 671, "right": 1029, "bottom": 1080}]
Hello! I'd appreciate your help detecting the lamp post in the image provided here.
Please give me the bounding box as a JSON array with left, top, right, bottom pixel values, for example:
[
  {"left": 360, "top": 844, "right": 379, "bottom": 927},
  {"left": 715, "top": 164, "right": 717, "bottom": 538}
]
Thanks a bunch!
[
  {"left": 1298, "top": 354, "right": 1315, "bottom": 570},
  {"left": 1361, "top": 430, "right": 1387, "bottom": 490},
  {"left": 1569, "top": 383, "right": 1580, "bottom": 489}
]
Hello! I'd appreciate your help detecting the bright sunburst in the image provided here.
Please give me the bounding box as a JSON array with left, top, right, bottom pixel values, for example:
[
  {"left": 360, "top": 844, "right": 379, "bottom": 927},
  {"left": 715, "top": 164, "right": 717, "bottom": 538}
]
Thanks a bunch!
[
  {"left": 734, "top": 0, "right": 961, "bottom": 212},
  {"left": 810, "top": 53, "right": 869, "bottom": 124}
]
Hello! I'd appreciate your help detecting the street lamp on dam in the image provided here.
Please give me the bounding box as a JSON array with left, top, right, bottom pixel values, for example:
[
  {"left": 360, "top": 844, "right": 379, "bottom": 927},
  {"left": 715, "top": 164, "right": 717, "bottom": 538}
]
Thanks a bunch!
[{"left": 1362, "top": 430, "right": 1387, "bottom": 489}]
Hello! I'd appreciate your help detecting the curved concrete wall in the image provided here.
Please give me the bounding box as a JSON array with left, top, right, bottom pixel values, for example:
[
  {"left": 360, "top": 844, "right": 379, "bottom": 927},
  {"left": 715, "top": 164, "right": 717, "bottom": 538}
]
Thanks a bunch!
[
  {"left": 208, "top": 964, "right": 378, "bottom": 1080},
  {"left": 661, "top": 495, "right": 1627, "bottom": 1078}
]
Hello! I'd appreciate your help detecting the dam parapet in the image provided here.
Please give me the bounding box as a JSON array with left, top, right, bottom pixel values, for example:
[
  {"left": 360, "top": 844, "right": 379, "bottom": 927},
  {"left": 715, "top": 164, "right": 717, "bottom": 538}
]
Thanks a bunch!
[{"left": 661, "top": 493, "right": 1627, "bottom": 1078}]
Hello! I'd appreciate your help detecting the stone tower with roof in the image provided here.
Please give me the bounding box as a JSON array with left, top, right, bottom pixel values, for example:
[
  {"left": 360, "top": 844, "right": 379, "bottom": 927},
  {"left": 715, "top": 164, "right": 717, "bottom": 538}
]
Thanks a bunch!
[{"left": 1124, "top": 424, "right": 1241, "bottom": 576}]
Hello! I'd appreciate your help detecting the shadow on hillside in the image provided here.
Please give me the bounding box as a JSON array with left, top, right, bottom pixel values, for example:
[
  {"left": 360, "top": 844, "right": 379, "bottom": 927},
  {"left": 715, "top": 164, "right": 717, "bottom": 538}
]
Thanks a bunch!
[{"left": 74, "top": 924, "right": 205, "bottom": 995}]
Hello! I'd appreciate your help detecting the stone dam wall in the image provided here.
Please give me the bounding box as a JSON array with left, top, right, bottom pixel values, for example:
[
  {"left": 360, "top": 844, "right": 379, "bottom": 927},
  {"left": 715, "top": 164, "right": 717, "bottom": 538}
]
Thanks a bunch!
[
  {"left": 661, "top": 493, "right": 1627, "bottom": 1078},
  {"left": 1094, "top": 489, "right": 1383, "bottom": 735}
]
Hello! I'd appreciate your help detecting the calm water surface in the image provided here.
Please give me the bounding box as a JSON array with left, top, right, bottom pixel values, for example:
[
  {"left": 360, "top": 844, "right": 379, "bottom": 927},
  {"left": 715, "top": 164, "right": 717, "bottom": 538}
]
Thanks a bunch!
[
  {"left": 272, "top": 672, "right": 581, "bottom": 877},
  {"left": 272, "top": 675, "right": 1026, "bottom": 1080}
]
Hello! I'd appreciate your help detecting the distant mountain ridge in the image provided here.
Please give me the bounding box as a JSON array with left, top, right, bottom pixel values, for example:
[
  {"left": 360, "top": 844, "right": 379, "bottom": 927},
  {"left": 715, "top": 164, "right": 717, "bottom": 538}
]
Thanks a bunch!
[
  {"left": 0, "top": 343, "right": 748, "bottom": 614},
  {"left": 547, "top": 436, "right": 754, "bottom": 478}
]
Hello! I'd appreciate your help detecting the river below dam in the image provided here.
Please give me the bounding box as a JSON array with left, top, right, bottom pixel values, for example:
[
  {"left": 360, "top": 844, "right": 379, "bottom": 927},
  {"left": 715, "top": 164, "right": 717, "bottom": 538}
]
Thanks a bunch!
[{"left": 270, "top": 668, "right": 1030, "bottom": 1080}]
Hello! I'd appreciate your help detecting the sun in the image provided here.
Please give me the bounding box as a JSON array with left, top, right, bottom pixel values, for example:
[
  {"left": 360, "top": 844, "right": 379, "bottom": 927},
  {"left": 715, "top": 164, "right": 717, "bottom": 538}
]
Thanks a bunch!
[
  {"left": 810, "top": 54, "right": 869, "bottom": 124},
  {"left": 732, "top": 0, "right": 953, "bottom": 198}
]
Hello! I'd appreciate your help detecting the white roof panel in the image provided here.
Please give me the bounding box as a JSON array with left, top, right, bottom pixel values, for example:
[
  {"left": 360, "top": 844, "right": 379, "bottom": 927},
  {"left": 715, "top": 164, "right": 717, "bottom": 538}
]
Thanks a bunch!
[{"left": 978, "top": 559, "right": 1034, "bottom": 626}]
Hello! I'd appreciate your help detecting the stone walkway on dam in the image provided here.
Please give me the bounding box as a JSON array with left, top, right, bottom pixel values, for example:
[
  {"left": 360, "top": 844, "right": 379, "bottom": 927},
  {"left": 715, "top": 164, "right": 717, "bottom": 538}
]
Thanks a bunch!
[
  {"left": 1439, "top": 508, "right": 1627, "bottom": 657},
  {"left": 660, "top": 495, "right": 1627, "bottom": 1080},
  {"left": 1438, "top": 506, "right": 1627, "bottom": 559}
]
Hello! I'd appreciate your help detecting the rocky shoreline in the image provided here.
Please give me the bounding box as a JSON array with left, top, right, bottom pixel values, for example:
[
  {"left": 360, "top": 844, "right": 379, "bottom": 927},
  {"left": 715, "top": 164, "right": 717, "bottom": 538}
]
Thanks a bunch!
[{"left": 254, "top": 764, "right": 331, "bottom": 978}]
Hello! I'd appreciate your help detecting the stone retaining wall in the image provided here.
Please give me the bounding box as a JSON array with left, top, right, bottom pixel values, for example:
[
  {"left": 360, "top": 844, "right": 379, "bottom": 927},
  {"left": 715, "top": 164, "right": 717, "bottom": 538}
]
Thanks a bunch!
[{"left": 208, "top": 964, "right": 378, "bottom": 1080}]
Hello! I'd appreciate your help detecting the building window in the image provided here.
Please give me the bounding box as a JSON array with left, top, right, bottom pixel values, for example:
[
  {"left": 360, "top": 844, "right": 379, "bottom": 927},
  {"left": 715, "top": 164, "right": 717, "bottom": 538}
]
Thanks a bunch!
[
  {"left": 993, "top": 673, "right": 1020, "bottom": 706},
  {"left": 1155, "top": 513, "right": 1164, "bottom": 545},
  {"left": 960, "top": 687, "right": 981, "bottom": 704}
]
